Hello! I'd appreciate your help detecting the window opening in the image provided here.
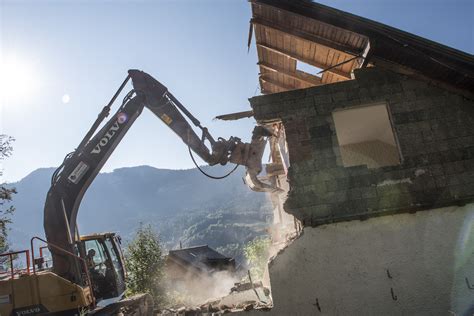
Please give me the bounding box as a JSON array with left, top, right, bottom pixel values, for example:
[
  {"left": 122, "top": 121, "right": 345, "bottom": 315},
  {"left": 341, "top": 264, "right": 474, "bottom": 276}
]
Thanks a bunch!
[{"left": 332, "top": 103, "right": 401, "bottom": 168}]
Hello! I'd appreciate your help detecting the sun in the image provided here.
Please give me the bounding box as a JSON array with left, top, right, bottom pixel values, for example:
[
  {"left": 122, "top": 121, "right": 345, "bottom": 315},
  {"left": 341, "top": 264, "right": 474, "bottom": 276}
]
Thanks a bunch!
[
  {"left": 62, "top": 94, "right": 70, "bottom": 104},
  {"left": 0, "top": 55, "right": 38, "bottom": 101}
]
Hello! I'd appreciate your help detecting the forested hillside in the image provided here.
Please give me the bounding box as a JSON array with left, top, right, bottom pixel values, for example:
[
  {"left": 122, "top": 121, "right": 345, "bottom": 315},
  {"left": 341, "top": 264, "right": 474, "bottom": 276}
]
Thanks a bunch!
[{"left": 6, "top": 165, "right": 272, "bottom": 263}]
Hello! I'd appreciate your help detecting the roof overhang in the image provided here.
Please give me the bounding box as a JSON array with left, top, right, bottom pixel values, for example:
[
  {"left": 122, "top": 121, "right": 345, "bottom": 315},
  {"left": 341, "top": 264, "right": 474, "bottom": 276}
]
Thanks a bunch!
[{"left": 249, "top": 0, "right": 474, "bottom": 95}]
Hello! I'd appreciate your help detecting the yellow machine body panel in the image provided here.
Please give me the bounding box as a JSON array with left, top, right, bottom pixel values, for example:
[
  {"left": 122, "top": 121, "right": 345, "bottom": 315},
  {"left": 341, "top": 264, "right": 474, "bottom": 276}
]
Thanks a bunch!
[{"left": 0, "top": 271, "right": 93, "bottom": 315}]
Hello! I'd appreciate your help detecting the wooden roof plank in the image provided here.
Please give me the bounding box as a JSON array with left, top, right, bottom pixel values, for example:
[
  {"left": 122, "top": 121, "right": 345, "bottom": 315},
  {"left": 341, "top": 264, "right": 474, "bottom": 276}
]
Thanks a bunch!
[
  {"left": 259, "top": 61, "right": 322, "bottom": 86},
  {"left": 251, "top": 17, "right": 360, "bottom": 57},
  {"left": 257, "top": 42, "right": 352, "bottom": 79},
  {"left": 260, "top": 75, "right": 297, "bottom": 91},
  {"left": 252, "top": 0, "right": 474, "bottom": 92}
]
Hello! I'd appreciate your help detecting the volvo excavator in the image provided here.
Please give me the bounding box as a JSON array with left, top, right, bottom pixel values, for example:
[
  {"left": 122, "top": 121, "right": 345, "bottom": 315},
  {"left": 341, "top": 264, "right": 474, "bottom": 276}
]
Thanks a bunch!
[{"left": 0, "top": 70, "right": 275, "bottom": 315}]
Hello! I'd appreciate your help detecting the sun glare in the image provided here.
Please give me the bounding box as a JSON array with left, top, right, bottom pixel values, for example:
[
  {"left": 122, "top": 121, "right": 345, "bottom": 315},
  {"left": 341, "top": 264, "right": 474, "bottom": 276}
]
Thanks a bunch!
[
  {"left": 0, "top": 55, "right": 38, "bottom": 101},
  {"left": 62, "top": 94, "right": 70, "bottom": 104}
]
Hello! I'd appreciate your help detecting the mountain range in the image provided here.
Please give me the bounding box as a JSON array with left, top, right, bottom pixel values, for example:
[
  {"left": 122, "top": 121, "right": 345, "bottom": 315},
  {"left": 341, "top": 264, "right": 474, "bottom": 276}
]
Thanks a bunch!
[{"left": 5, "top": 165, "right": 272, "bottom": 262}]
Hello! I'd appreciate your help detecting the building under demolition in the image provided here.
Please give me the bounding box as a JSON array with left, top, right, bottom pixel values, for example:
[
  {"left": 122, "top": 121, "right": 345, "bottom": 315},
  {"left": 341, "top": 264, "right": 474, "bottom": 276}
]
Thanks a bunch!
[
  {"left": 166, "top": 245, "right": 236, "bottom": 286},
  {"left": 232, "top": 0, "right": 474, "bottom": 315}
]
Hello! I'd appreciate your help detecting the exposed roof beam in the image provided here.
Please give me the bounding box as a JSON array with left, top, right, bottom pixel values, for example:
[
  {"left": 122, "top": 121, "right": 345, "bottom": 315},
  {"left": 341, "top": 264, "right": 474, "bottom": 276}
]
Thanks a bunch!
[
  {"left": 258, "top": 61, "right": 322, "bottom": 86},
  {"left": 257, "top": 42, "right": 352, "bottom": 80},
  {"left": 251, "top": 17, "right": 360, "bottom": 57},
  {"left": 214, "top": 110, "right": 254, "bottom": 121},
  {"left": 258, "top": 78, "right": 274, "bottom": 95},
  {"left": 260, "top": 87, "right": 273, "bottom": 95},
  {"left": 317, "top": 55, "right": 362, "bottom": 76},
  {"left": 360, "top": 40, "right": 371, "bottom": 68},
  {"left": 260, "top": 74, "right": 297, "bottom": 91}
]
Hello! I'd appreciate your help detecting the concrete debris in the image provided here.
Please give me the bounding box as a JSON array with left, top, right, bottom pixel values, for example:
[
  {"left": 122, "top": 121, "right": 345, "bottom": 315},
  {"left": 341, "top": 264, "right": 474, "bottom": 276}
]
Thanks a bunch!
[
  {"left": 231, "top": 281, "right": 263, "bottom": 293},
  {"left": 156, "top": 281, "right": 272, "bottom": 315}
]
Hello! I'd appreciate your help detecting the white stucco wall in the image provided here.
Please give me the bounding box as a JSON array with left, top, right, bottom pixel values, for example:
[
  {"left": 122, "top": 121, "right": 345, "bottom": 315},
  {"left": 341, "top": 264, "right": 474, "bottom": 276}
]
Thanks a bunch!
[{"left": 236, "top": 204, "right": 474, "bottom": 316}]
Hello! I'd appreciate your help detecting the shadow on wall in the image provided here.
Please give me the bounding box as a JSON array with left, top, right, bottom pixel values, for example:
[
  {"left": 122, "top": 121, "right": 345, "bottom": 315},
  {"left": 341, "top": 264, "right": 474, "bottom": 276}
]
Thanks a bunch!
[{"left": 340, "top": 140, "right": 400, "bottom": 169}]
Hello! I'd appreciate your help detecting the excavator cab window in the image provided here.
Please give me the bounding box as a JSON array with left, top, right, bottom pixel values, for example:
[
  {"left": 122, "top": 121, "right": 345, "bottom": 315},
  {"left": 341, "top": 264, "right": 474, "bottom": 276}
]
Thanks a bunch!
[
  {"left": 84, "top": 239, "right": 110, "bottom": 300},
  {"left": 81, "top": 235, "right": 126, "bottom": 302},
  {"left": 104, "top": 237, "right": 126, "bottom": 296},
  {"left": 85, "top": 240, "right": 107, "bottom": 273}
]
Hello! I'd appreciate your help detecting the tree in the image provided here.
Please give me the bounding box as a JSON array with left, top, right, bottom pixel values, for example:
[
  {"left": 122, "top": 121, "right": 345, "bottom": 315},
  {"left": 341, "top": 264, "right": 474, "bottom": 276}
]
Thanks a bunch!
[
  {"left": 243, "top": 236, "right": 270, "bottom": 280},
  {"left": 125, "top": 224, "right": 166, "bottom": 307},
  {"left": 0, "top": 135, "right": 16, "bottom": 255}
]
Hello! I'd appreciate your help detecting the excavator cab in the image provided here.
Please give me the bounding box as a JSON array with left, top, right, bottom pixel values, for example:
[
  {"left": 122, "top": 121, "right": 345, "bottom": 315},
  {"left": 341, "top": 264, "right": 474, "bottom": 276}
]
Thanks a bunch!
[{"left": 78, "top": 233, "right": 126, "bottom": 304}]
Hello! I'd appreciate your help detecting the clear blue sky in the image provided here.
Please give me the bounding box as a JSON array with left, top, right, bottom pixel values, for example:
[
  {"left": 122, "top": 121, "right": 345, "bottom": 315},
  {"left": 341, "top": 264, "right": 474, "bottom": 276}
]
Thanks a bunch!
[{"left": 1, "top": 0, "right": 473, "bottom": 182}]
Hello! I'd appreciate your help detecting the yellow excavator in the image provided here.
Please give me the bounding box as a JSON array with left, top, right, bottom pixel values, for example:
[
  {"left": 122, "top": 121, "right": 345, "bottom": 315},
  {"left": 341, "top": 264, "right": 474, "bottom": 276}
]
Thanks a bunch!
[{"left": 0, "top": 70, "right": 275, "bottom": 315}]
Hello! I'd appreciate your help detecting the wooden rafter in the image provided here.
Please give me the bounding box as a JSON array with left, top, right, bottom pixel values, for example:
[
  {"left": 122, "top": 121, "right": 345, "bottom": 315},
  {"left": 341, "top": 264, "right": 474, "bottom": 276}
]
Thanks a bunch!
[
  {"left": 260, "top": 74, "right": 297, "bottom": 91},
  {"left": 257, "top": 42, "right": 352, "bottom": 80},
  {"left": 251, "top": 17, "right": 360, "bottom": 57},
  {"left": 258, "top": 61, "right": 322, "bottom": 86},
  {"left": 258, "top": 78, "right": 274, "bottom": 95}
]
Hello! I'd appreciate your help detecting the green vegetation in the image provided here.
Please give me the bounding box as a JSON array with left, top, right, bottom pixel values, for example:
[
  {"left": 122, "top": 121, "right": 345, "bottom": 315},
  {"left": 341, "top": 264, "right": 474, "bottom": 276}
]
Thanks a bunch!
[
  {"left": 244, "top": 236, "right": 271, "bottom": 279},
  {"left": 0, "top": 135, "right": 16, "bottom": 256},
  {"left": 125, "top": 224, "right": 166, "bottom": 307},
  {"left": 173, "top": 208, "right": 271, "bottom": 263}
]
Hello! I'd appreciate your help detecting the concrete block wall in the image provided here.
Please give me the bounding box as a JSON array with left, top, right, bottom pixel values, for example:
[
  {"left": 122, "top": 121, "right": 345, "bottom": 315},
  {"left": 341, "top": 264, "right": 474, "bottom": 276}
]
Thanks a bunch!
[{"left": 250, "top": 67, "right": 474, "bottom": 226}]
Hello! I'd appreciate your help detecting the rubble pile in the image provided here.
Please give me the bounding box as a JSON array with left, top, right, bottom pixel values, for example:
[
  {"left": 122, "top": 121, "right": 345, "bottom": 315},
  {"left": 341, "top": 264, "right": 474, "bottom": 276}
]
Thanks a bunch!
[{"left": 157, "top": 281, "right": 272, "bottom": 315}]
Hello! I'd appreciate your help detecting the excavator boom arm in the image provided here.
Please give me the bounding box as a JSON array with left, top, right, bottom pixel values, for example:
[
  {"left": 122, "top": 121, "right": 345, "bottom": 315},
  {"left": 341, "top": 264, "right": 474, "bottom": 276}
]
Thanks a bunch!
[
  {"left": 128, "top": 70, "right": 216, "bottom": 164},
  {"left": 44, "top": 70, "right": 274, "bottom": 283}
]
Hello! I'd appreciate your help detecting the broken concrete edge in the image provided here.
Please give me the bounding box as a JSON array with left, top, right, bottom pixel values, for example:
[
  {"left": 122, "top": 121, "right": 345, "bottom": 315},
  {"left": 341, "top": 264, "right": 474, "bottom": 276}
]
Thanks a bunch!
[{"left": 267, "top": 230, "right": 302, "bottom": 270}]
